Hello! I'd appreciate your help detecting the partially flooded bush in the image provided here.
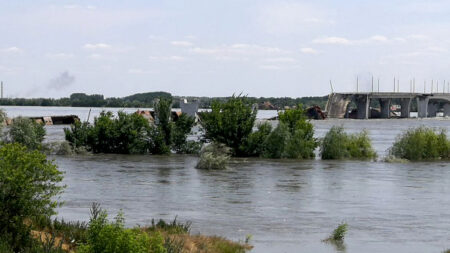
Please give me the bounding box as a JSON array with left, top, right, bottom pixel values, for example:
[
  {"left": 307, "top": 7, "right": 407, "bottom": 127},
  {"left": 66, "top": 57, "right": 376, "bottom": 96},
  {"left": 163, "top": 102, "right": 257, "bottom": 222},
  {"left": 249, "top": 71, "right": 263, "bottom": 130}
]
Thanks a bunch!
[
  {"left": 323, "top": 223, "right": 348, "bottom": 243},
  {"left": 320, "top": 126, "right": 377, "bottom": 160},
  {"left": 42, "top": 141, "right": 75, "bottom": 155},
  {"left": 262, "top": 106, "right": 318, "bottom": 159},
  {"left": 240, "top": 122, "right": 272, "bottom": 157},
  {"left": 196, "top": 142, "right": 231, "bottom": 170},
  {"left": 262, "top": 123, "right": 290, "bottom": 159},
  {"left": 172, "top": 113, "right": 198, "bottom": 154},
  {"left": 7, "top": 117, "right": 46, "bottom": 150},
  {"left": 199, "top": 95, "right": 257, "bottom": 156},
  {"left": 64, "top": 121, "right": 91, "bottom": 148},
  {"left": 389, "top": 127, "right": 450, "bottom": 161},
  {"left": 65, "top": 98, "right": 198, "bottom": 155}
]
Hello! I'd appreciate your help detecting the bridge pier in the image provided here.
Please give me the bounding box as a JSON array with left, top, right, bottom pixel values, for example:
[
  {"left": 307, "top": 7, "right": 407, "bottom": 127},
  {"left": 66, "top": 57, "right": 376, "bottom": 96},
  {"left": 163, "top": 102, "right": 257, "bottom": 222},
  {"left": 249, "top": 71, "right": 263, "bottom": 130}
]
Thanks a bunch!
[
  {"left": 379, "top": 98, "right": 391, "bottom": 118},
  {"left": 417, "top": 96, "right": 429, "bottom": 118},
  {"left": 444, "top": 104, "right": 450, "bottom": 117},
  {"left": 400, "top": 98, "right": 411, "bottom": 118},
  {"left": 427, "top": 102, "right": 439, "bottom": 117},
  {"left": 326, "top": 93, "right": 353, "bottom": 118},
  {"left": 355, "top": 94, "right": 370, "bottom": 119}
]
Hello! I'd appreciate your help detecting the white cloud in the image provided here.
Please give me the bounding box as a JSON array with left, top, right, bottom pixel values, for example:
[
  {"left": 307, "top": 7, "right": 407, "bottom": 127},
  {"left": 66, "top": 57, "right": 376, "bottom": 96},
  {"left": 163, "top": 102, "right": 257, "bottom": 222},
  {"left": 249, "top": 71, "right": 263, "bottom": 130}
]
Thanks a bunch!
[
  {"left": 45, "top": 53, "right": 74, "bottom": 59},
  {"left": 1, "top": 47, "right": 23, "bottom": 53},
  {"left": 190, "top": 43, "right": 287, "bottom": 59},
  {"left": 257, "top": 2, "right": 334, "bottom": 34},
  {"left": 369, "top": 35, "right": 388, "bottom": 42},
  {"left": 259, "top": 65, "right": 282, "bottom": 70},
  {"left": 265, "top": 57, "right": 296, "bottom": 63},
  {"left": 149, "top": 56, "right": 185, "bottom": 61},
  {"left": 313, "top": 37, "right": 353, "bottom": 45},
  {"left": 312, "top": 35, "right": 396, "bottom": 46},
  {"left": 83, "top": 43, "right": 112, "bottom": 50},
  {"left": 300, "top": 47, "right": 319, "bottom": 54},
  {"left": 128, "top": 68, "right": 155, "bottom": 74},
  {"left": 184, "top": 35, "right": 197, "bottom": 40},
  {"left": 88, "top": 54, "right": 103, "bottom": 59},
  {"left": 171, "top": 41, "right": 193, "bottom": 47}
]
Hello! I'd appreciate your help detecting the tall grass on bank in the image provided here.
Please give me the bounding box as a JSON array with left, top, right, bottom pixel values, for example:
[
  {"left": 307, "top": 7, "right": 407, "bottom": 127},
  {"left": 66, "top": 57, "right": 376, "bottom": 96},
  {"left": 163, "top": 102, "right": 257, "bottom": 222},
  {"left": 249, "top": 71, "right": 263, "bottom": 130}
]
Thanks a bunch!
[
  {"left": 320, "top": 126, "right": 377, "bottom": 160},
  {"left": 389, "top": 127, "right": 450, "bottom": 161}
]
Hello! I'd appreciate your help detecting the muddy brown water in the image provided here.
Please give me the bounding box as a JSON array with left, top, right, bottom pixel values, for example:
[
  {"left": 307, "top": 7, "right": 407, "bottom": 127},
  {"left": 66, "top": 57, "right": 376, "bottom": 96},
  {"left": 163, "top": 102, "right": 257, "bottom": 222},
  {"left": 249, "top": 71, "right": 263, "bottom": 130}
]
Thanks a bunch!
[{"left": 2, "top": 106, "right": 450, "bottom": 252}]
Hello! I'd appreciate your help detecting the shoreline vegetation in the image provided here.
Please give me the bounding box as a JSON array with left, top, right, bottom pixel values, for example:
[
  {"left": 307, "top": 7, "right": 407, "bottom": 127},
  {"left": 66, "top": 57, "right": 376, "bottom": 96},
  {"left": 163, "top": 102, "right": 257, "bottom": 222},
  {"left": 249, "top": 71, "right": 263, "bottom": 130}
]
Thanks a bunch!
[
  {"left": 0, "top": 96, "right": 449, "bottom": 252},
  {"left": 0, "top": 91, "right": 328, "bottom": 110},
  {"left": 0, "top": 116, "right": 250, "bottom": 252},
  {"left": 1, "top": 94, "right": 448, "bottom": 162}
]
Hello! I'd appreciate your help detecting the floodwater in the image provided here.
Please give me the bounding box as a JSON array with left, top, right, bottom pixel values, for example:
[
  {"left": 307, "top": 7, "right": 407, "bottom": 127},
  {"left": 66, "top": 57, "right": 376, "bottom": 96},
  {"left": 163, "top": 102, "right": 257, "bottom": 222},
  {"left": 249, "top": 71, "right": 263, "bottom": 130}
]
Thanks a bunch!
[{"left": 2, "top": 106, "right": 450, "bottom": 252}]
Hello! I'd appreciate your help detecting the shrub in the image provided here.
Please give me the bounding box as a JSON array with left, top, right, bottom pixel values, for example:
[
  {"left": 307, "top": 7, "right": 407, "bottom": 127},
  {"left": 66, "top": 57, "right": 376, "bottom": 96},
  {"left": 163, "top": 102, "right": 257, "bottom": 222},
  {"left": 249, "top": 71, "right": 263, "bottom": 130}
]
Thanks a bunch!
[
  {"left": 64, "top": 121, "right": 91, "bottom": 148},
  {"left": 262, "top": 123, "right": 290, "bottom": 159},
  {"left": 320, "top": 126, "right": 377, "bottom": 160},
  {"left": 199, "top": 95, "right": 257, "bottom": 156},
  {"left": 88, "top": 111, "right": 151, "bottom": 154},
  {"left": 0, "top": 143, "right": 64, "bottom": 251},
  {"left": 196, "top": 143, "right": 231, "bottom": 170},
  {"left": 278, "top": 105, "right": 317, "bottom": 159},
  {"left": 259, "top": 106, "right": 318, "bottom": 159},
  {"left": 239, "top": 122, "right": 272, "bottom": 157},
  {"left": 64, "top": 99, "right": 198, "bottom": 155},
  {"left": 7, "top": 117, "right": 46, "bottom": 150},
  {"left": 324, "top": 223, "right": 348, "bottom": 242},
  {"left": 78, "top": 206, "right": 166, "bottom": 253},
  {"left": 0, "top": 109, "right": 7, "bottom": 133},
  {"left": 389, "top": 127, "right": 450, "bottom": 161}
]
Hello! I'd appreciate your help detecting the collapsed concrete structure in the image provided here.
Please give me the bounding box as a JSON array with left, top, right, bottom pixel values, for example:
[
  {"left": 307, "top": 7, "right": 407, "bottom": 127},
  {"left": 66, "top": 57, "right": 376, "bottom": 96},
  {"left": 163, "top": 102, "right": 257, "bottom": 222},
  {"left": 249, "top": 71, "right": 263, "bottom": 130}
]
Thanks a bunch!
[{"left": 326, "top": 92, "right": 450, "bottom": 119}]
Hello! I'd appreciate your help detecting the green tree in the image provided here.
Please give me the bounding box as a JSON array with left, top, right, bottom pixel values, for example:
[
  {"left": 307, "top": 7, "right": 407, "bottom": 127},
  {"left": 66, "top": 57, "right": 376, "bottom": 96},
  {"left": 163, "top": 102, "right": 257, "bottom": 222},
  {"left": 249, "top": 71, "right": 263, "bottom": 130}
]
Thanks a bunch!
[
  {"left": 154, "top": 98, "right": 173, "bottom": 147},
  {"left": 64, "top": 121, "right": 92, "bottom": 148},
  {"left": 262, "top": 123, "right": 290, "bottom": 159},
  {"left": 7, "top": 117, "right": 46, "bottom": 150},
  {"left": 171, "top": 113, "right": 199, "bottom": 154},
  {"left": 0, "top": 144, "right": 64, "bottom": 251},
  {"left": 199, "top": 95, "right": 257, "bottom": 156},
  {"left": 240, "top": 122, "right": 272, "bottom": 157}
]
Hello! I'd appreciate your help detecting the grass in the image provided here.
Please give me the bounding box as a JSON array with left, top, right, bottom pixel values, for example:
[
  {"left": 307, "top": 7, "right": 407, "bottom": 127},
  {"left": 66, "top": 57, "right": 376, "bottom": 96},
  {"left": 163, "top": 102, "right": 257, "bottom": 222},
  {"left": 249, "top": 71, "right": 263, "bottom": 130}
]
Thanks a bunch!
[{"left": 28, "top": 204, "right": 250, "bottom": 253}]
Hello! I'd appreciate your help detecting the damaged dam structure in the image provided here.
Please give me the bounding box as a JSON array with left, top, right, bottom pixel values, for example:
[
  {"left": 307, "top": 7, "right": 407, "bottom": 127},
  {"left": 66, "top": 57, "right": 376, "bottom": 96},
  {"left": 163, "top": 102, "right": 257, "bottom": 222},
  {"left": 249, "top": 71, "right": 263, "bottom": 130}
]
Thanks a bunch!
[{"left": 326, "top": 92, "right": 450, "bottom": 119}]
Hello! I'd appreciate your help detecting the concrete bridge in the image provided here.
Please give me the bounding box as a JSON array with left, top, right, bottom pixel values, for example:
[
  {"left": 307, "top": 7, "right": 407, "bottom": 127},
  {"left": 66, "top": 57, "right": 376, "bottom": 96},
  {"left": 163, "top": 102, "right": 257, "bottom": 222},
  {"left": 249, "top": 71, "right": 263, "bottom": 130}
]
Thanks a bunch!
[{"left": 326, "top": 92, "right": 450, "bottom": 119}]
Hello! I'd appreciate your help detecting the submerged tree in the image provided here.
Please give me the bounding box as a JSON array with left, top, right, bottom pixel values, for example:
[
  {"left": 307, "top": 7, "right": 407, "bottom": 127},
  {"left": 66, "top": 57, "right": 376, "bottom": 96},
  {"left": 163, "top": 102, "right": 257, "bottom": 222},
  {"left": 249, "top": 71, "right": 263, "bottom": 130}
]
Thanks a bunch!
[
  {"left": 64, "top": 97, "right": 197, "bottom": 155},
  {"left": 199, "top": 95, "right": 257, "bottom": 156},
  {"left": 7, "top": 117, "right": 46, "bottom": 150}
]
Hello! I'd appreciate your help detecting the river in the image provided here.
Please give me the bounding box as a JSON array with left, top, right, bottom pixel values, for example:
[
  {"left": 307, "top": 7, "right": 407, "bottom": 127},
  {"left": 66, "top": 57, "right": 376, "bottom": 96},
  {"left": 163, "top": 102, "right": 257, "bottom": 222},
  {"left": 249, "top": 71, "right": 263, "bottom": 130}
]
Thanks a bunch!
[{"left": 2, "top": 106, "right": 450, "bottom": 252}]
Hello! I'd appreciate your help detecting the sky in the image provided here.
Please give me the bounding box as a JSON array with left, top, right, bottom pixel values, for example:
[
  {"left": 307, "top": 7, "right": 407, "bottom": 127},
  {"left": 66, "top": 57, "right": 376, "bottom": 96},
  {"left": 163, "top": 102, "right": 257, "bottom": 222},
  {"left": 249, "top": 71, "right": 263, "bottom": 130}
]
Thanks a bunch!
[{"left": 1, "top": 0, "right": 450, "bottom": 98}]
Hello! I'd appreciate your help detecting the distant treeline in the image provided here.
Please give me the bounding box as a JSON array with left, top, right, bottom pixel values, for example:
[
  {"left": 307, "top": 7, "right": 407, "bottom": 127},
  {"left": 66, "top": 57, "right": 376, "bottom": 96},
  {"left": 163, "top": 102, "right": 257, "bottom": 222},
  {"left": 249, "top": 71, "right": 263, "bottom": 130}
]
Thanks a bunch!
[{"left": 0, "top": 91, "right": 328, "bottom": 109}]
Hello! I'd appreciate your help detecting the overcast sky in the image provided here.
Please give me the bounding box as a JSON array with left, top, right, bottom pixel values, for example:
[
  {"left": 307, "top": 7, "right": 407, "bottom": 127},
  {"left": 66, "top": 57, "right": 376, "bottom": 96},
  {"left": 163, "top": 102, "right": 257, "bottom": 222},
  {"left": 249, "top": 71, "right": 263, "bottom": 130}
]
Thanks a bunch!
[{"left": 1, "top": 0, "right": 450, "bottom": 98}]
